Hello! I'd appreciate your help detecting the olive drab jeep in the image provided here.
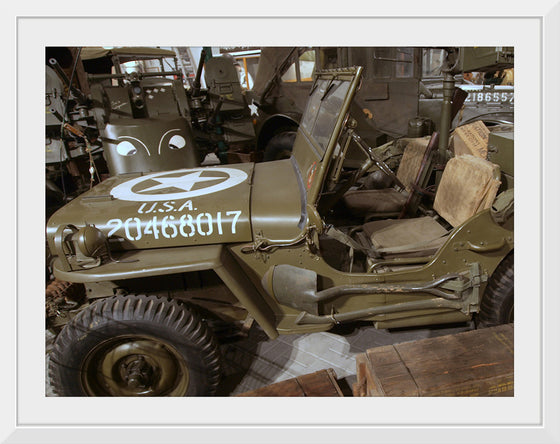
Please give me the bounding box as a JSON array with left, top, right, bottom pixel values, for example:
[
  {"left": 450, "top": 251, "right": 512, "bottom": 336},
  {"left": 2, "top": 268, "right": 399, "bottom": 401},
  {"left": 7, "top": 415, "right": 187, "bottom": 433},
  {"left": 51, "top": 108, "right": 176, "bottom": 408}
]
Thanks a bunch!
[{"left": 46, "top": 66, "right": 514, "bottom": 396}]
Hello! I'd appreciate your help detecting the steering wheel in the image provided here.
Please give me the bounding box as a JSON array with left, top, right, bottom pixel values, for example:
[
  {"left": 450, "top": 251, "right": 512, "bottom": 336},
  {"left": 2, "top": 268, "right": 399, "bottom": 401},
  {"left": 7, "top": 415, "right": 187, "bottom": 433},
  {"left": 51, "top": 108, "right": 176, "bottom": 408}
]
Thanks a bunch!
[{"left": 351, "top": 132, "right": 405, "bottom": 191}]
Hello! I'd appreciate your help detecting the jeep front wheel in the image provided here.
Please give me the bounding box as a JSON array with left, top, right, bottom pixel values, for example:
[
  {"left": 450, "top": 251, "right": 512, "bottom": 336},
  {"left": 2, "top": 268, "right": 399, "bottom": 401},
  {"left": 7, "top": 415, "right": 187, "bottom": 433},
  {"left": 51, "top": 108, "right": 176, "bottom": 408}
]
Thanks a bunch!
[{"left": 48, "top": 294, "right": 222, "bottom": 396}]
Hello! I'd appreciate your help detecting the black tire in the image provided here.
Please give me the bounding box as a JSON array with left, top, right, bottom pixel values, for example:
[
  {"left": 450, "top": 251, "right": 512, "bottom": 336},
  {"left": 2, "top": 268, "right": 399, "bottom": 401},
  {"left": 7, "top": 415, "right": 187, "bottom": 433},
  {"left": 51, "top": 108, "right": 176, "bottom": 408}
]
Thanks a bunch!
[
  {"left": 478, "top": 252, "right": 514, "bottom": 327},
  {"left": 48, "top": 294, "right": 222, "bottom": 396},
  {"left": 263, "top": 131, "right": 297, "bottom": 161}
]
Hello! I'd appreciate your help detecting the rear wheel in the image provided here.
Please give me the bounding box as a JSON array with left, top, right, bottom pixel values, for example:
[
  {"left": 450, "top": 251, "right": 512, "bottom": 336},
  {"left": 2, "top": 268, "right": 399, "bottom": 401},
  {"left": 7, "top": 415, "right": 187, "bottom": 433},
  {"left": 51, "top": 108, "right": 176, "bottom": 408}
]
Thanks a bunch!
[
  {"left": 48, "top": 294, "right": 222, "bottom": 396},
  {"left": 478, "top": 253, "right": 514, "bottom": 327}
]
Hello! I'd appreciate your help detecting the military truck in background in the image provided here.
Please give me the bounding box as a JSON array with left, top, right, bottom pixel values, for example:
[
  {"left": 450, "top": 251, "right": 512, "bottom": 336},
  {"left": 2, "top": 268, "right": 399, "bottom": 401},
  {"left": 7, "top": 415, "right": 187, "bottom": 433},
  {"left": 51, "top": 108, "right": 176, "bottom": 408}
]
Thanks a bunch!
[
  {"left": 45, "top": 46, "right": 199, "bottom": 220},
  {"left": 46, "top": 47, "right": 260, "bottom": 211},
  {"left": 419, "top": 47, "right": 514, "bottom": 130},
  {"left": 81, "top": 46, "right": 203, "bottom": 175},
  {"left": 186, "top": 49, "right": 257, "bottom": 164},
  {"left": 46, "top": 65, "right": 514, "bottom": 396},
  {"left": 250, "top": 46, "right": 514, "bottom": 160}
]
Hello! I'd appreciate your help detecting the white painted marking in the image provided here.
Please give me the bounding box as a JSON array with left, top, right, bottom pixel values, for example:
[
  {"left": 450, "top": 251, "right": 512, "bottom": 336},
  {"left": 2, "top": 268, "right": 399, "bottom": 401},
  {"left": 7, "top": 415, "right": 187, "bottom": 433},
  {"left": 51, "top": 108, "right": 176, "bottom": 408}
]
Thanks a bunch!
[{"left": 111, "top": 168, "right": 248, "bottom": 202}]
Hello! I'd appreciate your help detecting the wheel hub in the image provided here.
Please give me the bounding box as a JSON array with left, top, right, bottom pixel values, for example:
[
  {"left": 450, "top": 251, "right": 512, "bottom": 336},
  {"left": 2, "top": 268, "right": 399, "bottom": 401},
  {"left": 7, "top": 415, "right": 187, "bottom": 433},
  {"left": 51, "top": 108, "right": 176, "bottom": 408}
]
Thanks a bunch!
[
  {"left": 82, "top": 336, "right": 190, "bottom": 396},
  {"left": 121, "top": 355, "right": 156, "bottom": 389}
]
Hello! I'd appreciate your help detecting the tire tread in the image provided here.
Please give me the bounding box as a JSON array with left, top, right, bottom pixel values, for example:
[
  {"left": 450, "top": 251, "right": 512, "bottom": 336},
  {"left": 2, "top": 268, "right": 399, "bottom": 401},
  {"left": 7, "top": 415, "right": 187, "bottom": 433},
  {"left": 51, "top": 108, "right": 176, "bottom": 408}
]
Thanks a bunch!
[
  {"left": 479, "top": 252, "right": 514, "bottom": 327},
  {"left": 48, "top": 294, "right": 222, "bottom": 396}
]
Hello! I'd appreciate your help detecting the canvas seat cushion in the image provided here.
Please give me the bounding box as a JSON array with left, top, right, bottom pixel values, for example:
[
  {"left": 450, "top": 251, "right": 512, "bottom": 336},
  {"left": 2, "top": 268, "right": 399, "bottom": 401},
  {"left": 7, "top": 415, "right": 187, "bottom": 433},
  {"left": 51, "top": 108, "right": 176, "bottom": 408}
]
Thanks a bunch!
[
  {"left": 354, "top": 155, "right": 501, "bottom": 260},
  {"left": 362, "top": 216, "right": 449, "bottom": 257}
]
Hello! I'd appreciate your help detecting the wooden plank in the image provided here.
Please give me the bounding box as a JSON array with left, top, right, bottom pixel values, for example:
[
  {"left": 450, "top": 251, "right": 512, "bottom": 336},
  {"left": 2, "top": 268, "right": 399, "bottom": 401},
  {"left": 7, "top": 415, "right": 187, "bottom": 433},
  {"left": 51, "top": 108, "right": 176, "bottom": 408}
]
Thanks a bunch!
[
  {"left": 237, "top": 377, "right": 305, "bottom": 397},
  {"left": 237, "top": 369, "right": 344, "bottom": 397},
  {"left": 354, "top": 324, "right": 513, "bottom": 397},
  {"left": 395, "top": 324, "right": 513, "bottom": 396},
  {"left": 297, "top": 368, "right": 344, "bottom": 397},
  {"left": 364, "top": 345, "right": 419, "bottom": 396},
  {"left": 353, "top": 353, "right": 369, "bottom": 397}
]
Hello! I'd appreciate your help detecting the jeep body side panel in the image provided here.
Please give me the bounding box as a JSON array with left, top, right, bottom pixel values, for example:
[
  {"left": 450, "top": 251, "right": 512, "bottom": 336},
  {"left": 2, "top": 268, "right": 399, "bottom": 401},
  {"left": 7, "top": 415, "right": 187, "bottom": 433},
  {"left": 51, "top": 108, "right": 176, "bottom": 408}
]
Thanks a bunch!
[
  {"left": 52, "top": 244, "right": 224, "bottom": 283},
  {"left": 216, "top": 247, "right": 279, "bottom": 339},
  {"left": 230, "top": 209, "right": 513, "bottom": 333}
]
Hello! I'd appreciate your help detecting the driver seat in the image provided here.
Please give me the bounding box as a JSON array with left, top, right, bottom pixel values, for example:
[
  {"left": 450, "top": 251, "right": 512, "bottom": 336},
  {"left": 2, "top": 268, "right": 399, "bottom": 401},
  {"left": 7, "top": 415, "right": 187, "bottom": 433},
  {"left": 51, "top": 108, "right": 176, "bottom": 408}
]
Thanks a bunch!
[
  {"left": 357, "top": 154, "right": 502, "bottom": 260},
  {"left": 342, "top": 135, "right": 434, "bottom": 219}
]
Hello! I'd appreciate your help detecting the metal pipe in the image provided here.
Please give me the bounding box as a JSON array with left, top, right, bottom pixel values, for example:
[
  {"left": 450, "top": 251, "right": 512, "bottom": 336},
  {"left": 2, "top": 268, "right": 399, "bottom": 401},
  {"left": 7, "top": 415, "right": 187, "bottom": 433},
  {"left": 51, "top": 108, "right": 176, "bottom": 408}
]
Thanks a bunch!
[
  {"left": 49, "top": 58, "right": 87, "bottom": 104},
  {"left": 368, "top": 256, "right": 433, "bottom": 272},
  {"left": 208, "top": 96, "right": 224, "bottom": 125},
  {"left": 192, "top": 49, "right": 206, "bottom": 97},
  {"left": 436, "top": 71, "right": 455, "bottom": 184},
  {"left": 49, "top": 108, "right": 64, "bottom": 122},
  {"left": 49, "top": 58, "right": 71, "bottom": 86},
  {"left": 296, "top": 297, "right": 464, "bottom": 325},
  {"left": 87, "top": 71, "right": 181, "bottom": 81},
  {"left": 312, "top": 273, "right": 463, "bottom": 304}
]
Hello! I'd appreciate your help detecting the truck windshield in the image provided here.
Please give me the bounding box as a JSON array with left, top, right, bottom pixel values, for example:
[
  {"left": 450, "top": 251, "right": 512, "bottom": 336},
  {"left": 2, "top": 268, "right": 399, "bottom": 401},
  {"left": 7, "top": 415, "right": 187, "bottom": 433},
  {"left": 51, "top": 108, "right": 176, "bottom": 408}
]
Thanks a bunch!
[{"left": 300, "top": 77, "right": 350, "bottom": 155}]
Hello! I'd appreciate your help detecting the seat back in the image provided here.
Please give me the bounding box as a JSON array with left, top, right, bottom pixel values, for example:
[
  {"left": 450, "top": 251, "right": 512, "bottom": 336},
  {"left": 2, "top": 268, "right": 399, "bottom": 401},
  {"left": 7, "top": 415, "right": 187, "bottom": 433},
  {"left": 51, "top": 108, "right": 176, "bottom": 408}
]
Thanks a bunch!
[
  {"left": 341, "top": 136, "right": 434, "bottom": 218},
  {"left": 433, "top": 155, "right": 501, "bottom": 227},
  {"left": 395, "top": 136, "right": 432, "bottom": 191}
]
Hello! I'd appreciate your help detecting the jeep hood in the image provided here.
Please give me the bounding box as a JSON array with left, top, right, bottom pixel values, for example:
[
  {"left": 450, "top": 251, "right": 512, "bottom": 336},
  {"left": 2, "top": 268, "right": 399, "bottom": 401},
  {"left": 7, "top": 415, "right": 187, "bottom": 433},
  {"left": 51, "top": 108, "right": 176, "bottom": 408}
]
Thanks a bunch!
[{"left": 47, "top": 164, "right": 254, "bottom": 251}]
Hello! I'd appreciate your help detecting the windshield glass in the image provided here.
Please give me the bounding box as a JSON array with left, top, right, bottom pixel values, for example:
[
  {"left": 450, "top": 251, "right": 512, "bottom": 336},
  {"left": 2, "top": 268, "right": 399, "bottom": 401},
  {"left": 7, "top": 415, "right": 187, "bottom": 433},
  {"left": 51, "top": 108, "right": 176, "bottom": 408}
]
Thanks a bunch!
[{"left": 300, "top": 78, "right": 350, "bottom": 155}]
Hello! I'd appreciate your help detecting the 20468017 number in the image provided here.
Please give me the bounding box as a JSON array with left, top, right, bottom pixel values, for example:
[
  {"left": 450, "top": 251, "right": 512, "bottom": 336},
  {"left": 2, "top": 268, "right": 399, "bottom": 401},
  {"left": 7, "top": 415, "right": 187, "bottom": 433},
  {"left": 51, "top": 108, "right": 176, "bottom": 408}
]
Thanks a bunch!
[{"left": 106, "top": 210, "right": 242, "bottom": 241}]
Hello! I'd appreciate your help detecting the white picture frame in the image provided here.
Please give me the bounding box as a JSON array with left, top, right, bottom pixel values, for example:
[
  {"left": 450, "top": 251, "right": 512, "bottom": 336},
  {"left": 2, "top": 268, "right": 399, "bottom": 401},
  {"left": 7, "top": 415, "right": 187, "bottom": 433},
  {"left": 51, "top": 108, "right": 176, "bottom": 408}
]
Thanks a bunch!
[{"left": 5, "top": 3, "right": 559, "bottom": 443}]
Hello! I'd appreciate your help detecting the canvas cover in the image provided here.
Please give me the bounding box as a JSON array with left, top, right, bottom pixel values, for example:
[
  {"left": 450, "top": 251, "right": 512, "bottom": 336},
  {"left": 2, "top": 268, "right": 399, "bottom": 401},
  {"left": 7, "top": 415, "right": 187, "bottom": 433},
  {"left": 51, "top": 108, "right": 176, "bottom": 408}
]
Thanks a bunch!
[
  {"left": 364, "top": 216, "right": 448, "bottom": 256},
  {"left": 451, "top": 120, "right": 490, "bottom": 159},
  {"left": 342, "top": 136, "right": 431, "bottom": 216},
  {"left": 396, "top": 136, "right": 432, "bottom": 191},
  {"left": 433, "top": 155, "right": 501, "bottom": 227}
]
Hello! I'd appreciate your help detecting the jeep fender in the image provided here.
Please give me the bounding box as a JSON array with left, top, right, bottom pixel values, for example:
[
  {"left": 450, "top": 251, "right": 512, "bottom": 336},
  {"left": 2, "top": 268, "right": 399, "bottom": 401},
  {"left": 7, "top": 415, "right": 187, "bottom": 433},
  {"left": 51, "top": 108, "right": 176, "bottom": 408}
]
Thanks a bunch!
[{"left": 52, "top": 244, "right": 279, "bottom": 339}]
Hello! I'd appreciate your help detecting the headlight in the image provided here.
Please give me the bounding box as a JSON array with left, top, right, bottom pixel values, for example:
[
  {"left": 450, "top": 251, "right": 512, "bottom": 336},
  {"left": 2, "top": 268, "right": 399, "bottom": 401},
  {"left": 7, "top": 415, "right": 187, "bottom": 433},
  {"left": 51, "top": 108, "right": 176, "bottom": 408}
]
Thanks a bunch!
[
  {"left": 74, "top": 224, "right": 108, "bottom": 259},
  {"left": 55, "top": 224, "right": 109, "bottom": 271}
]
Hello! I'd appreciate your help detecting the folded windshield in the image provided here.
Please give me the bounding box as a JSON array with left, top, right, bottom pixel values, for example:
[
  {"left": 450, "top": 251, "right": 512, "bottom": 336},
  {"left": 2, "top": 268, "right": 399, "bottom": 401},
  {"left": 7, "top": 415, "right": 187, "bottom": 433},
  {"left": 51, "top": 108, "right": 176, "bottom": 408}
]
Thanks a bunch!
[{"left": 300, "top": 77, "right": 351, "bottom": 155}]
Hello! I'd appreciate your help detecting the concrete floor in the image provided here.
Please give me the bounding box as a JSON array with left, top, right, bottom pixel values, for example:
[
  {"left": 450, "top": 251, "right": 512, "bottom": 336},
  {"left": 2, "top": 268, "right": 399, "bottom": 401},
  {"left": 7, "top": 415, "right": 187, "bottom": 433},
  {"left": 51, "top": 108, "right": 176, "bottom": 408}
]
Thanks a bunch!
[
  {"left": 46, "top": 320, "right": 474, "bottom": 396},
  {"left": 215, "top": 321, "right": 474, "bottom": 395}
]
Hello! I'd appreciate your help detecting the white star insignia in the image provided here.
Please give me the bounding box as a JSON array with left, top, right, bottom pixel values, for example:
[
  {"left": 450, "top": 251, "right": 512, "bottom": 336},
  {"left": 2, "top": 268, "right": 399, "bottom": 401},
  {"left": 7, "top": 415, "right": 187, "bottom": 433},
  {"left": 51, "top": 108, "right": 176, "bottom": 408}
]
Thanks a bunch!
[
  {"left": 140, "top": 171, "right": 224, "bottom": 193},
  {"left": 248, "top": 99, "right": 259, "bottom": 117}
]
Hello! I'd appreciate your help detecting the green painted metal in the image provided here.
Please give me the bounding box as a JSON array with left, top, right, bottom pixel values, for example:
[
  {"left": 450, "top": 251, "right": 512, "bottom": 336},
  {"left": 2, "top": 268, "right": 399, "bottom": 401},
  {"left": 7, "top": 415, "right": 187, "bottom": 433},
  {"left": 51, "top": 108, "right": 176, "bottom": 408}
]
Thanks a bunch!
[
  {"left": 459, "top": 47, "right": 514, "bottom": 73},
  {"left": 47, "top": 163, "right": 254, "bottom": 253},
  {"left": 488, "top": 130, "right": 514, "bottom": 190}
]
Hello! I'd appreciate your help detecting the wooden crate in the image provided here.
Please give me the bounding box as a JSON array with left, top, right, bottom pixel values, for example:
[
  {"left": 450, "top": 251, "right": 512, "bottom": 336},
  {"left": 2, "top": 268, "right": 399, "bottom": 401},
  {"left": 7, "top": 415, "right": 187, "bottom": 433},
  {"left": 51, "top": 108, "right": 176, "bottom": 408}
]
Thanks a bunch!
[
  {"left": 353, "top": 324, "right": 513, "bottom": 397},
  {"left": 237, "top": 368, "right": 344, "bottom": 397}
]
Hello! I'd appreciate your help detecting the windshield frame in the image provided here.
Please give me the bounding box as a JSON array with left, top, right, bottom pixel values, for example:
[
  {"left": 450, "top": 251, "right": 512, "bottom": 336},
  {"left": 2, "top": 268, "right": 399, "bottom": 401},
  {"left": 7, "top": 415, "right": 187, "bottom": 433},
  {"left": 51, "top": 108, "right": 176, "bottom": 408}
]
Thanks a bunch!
[
  {"left": 300, "top": 77, "right": 352, "bottom": 158},
  {"left": 291, "top": 67, "right": 363, "bottom": 206}
]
